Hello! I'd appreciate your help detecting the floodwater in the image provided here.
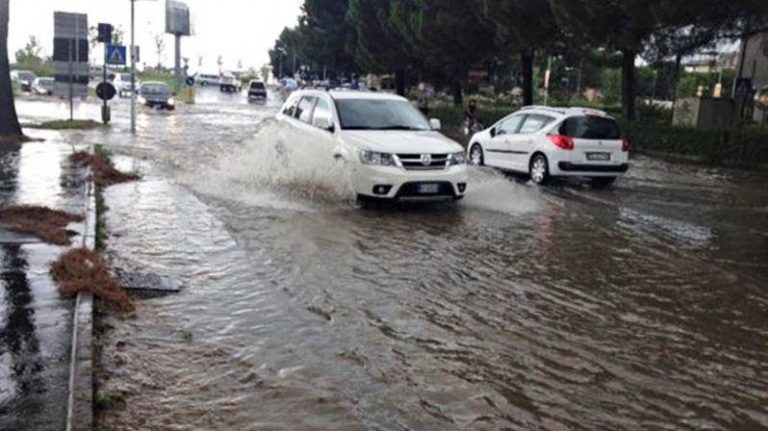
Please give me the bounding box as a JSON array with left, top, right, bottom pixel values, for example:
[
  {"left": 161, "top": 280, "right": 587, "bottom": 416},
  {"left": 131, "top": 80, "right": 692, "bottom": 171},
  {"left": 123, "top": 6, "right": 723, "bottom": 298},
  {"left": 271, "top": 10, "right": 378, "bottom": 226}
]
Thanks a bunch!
[{"left": 17, "top": 89, "right": 768, "bottom": 430}]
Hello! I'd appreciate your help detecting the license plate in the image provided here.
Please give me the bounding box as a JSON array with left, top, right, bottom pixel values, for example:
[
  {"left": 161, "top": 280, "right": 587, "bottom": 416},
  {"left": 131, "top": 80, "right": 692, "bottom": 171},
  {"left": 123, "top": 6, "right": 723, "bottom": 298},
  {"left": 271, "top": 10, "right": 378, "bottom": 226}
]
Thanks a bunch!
[
  {"left": 418, "top": 184, "right": 439, "bottom": 194},
  {"left": 587, "top": 152, "right": 611, "bottom": 161}
]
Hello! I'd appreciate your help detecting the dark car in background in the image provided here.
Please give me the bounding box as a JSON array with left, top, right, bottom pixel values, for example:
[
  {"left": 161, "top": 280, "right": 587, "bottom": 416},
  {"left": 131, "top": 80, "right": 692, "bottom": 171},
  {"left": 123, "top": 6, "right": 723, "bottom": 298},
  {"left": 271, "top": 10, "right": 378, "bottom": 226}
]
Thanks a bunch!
[
  {"left": 247, "top": 80, "right": 267, "bottom": 101},
  {"left": 11, "top": 70, "right": 37, "bottom": 92},
  {"left": 137, "top": 81, "right": 176, "bottom": 110}
]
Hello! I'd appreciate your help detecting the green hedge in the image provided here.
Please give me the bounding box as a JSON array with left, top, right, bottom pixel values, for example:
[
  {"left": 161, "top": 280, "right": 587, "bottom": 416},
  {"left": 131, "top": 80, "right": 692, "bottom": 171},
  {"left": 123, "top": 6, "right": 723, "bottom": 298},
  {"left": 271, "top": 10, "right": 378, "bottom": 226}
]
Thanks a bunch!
[{"left": 624, "top": 123, "right": 768, "bottom": 166}]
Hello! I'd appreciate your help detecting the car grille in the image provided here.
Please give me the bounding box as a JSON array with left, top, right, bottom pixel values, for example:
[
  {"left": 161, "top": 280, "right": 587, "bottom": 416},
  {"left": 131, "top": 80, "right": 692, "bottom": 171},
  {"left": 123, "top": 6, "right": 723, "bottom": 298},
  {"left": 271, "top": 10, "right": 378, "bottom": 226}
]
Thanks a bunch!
[{"left": 396, "top": 154, "right": 449, "bottom": 171}]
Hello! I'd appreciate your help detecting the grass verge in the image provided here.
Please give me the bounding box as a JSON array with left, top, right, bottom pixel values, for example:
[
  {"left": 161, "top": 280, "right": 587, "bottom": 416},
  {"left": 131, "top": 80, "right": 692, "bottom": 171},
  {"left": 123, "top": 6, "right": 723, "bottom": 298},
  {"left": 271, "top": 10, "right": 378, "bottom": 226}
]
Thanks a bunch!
[
  {"left": 51, "top": 248, "right": 135, "bottom": 312},
  {"left": 25, "top": 119, "right": 103, "bottom": 130},
  {"left": 0, "top": 205, "right": 83, "bottom": 245}
]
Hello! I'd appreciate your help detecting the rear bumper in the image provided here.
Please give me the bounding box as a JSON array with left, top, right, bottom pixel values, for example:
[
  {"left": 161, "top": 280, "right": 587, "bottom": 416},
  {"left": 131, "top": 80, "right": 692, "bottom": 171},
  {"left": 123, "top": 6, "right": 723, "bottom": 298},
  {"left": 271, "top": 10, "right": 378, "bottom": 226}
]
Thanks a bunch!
[{"left": 557, "top": 162, "right": 629, "bottom": 174}]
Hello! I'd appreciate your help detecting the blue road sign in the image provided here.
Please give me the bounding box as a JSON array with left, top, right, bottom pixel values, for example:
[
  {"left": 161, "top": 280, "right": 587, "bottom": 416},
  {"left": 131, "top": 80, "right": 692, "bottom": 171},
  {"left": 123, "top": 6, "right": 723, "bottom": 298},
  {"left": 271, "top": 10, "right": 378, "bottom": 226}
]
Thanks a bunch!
[{"left": 106, "top": 44, "right": 127, "bottom": 65}]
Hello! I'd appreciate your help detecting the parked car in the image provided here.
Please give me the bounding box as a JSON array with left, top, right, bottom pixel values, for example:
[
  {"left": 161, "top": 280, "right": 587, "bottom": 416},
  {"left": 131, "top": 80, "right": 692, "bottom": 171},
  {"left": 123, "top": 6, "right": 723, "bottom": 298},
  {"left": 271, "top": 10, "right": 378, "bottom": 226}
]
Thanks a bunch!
[
  {"left": 194, "top": 73, "right": 220, "bottom": 86},
  {"left": 468, "top": 106, "right": 629, "bottom": 188},
  {"left": 11, "top": 70, "right": 37, "bottom": 92},
  {"left": 247, "top": 80, "right": 267, "bottom": 101},
  {"left": 277, "top": 90, "right": 468, "bottom": 204},
  {"left": 32, "top": 77, "right": 55, "bottom": 96},
  {"left": 219, "top": 73, "right": 241, "bottom": 93},
  {"left": 137, "top": 81, "right": 176, "bottom": 110},
  {"left": 111, "top": 73, "right": 136, "bottom": 98}
]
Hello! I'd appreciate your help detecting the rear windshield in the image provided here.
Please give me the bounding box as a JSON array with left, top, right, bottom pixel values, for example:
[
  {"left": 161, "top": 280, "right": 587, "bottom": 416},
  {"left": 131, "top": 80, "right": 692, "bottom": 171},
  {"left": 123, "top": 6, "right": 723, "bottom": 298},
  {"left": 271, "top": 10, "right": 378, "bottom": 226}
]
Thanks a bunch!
[
  {"left": 250, "top": 82, "right": 265, "bottom": 90},
  {"left": 559, "top": 116, "right": 621, "bottom": 140}
]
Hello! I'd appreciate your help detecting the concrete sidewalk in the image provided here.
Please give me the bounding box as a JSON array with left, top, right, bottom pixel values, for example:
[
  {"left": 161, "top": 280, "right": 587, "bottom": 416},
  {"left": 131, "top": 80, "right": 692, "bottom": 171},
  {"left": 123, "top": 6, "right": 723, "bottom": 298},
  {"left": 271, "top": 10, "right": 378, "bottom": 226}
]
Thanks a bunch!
[{"left": 0, "top": 136, "right": 91, "bottom": 431}]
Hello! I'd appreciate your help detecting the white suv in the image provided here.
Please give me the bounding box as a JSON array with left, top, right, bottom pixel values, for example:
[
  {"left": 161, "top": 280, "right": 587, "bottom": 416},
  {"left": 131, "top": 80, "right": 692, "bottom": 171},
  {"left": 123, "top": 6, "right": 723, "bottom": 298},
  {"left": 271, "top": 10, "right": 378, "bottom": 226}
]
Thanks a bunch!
[
  {"left": 468, "top": 106, "right": 629, "bottom": 188},
  {"left": 277, "top": 90, "right": 468, "bottom": 203}
]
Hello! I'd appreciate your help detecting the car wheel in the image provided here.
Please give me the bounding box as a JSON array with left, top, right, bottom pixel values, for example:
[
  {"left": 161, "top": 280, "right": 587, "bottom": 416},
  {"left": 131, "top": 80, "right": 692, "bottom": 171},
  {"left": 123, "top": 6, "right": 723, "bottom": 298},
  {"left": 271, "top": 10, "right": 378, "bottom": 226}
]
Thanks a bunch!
[
  {"left": 530, "top": 154, "right": 550, "bottom": 185},
  {"left": 591, "top": 177, "right": 616, "bottom": 189},
  {"left": 469, "top": 143, "right": 484, "bottom": 166}
]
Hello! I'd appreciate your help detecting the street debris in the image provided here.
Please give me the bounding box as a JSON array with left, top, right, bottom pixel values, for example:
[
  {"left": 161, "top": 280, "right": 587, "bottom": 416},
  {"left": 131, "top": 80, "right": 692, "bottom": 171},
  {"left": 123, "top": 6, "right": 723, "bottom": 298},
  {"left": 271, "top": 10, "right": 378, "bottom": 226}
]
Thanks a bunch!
[
  {"left": 70, "top": 150, "right": 140, "bottom": 187},
  {"left": 116, "top": 271, "right": 182, "bottom": 293},
  {"left": 0, "top": 205, "right": 83, "bottom": 245},
  {"left": 51, "top": 248, "right": 135, "bottom": 312}
]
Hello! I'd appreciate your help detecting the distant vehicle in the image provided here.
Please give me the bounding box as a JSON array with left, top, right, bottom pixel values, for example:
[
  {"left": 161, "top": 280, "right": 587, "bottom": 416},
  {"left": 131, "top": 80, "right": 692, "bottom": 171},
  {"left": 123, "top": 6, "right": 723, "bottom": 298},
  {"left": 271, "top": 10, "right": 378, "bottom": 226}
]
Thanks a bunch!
[
  {"left": 11, "top": 70, "right": 37, "bottom": 92},
  {"left": 219, "top": 72, "right": 241, "bottom": 93},
  {"left": 468, "top": 106, "right": 629, "bottom": 188},
  {"left": 111, "top": 73, "right": 135, "bottom": 98},
  {"left": 277, "top": 90, "right": 468, "bottom": 204},
  {"left": 194, "top": 73, "right": 219, "bottom": 86},
  {"left": 32, "top": 77, "right": 55, "bottom": 96},
  {"left": 137, "top": 81, "right": 176, "bottom": 110},
  {"left": 247, "top": 80, "right": 267, "bottom": 101}
]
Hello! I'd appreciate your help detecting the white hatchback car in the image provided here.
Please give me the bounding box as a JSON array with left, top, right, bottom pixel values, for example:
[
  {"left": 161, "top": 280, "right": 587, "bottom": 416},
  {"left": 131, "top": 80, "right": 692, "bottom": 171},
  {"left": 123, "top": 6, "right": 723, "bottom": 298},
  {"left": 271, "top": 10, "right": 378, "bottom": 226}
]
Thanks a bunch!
[
  {"left": 277, "top": 90, "right": 468, "bottom": 203},
  {"left": 468, "top": 106, "right": 630, "bottom": 188}
]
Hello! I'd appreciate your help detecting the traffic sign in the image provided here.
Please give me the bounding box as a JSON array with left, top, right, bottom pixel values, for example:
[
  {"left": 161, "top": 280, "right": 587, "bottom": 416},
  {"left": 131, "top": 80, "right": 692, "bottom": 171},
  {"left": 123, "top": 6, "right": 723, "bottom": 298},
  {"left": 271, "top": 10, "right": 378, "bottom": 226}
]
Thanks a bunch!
[
  {"left": 185, "top": 76, "right": 195, "bottom": 87},
  {"left": 735, "top": 78, "right": 753, "bottom": 98},
  {"left": 96, "top": 82, "right": 117, "bottom": 101},
  {"left": 106, "top": 44, "right": 127, "bottom": 65}
]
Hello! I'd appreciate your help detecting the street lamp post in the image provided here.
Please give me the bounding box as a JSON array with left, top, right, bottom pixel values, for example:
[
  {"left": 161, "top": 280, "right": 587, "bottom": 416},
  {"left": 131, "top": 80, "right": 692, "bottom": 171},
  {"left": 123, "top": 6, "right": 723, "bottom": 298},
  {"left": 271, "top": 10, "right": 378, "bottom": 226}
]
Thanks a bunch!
[{"left": 130, "top": 0, "right": 136, "bottom": 135}]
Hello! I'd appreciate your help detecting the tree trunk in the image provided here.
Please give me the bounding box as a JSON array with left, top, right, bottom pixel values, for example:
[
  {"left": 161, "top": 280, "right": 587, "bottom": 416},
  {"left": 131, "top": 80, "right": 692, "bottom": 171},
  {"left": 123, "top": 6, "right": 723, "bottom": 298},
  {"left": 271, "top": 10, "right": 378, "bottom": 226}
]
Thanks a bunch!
[
  {"left": 520, "top": 50, "right": 534, "bottom": 106},
  {"left": 621, "top": 48, "right": 637, "bottom": 121},
  {"left": 671, "top": 53, "right": 682, "bottom": 104},
  {"left": 452, "top": 80, "right": 463, "bottom": 106},
  {"left": 0, "top": 0, "right": 22, "bottom": 138},
  {"left": 395, "top": 68, "right": 406, "bottom": 96}
]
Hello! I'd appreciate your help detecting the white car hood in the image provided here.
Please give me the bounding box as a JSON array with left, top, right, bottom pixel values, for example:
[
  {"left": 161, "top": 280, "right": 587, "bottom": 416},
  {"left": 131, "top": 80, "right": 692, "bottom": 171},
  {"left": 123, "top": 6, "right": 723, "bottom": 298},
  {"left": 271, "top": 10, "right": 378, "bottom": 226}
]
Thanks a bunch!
[{"left": 341, "top": 130, "right": 463, "bottom": 154}]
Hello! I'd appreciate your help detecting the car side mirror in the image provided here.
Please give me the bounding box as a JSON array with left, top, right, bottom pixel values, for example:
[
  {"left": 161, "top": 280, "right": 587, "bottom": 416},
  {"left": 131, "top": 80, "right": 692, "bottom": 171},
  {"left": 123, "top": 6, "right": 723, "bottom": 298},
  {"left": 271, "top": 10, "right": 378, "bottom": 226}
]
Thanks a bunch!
[
  {"left": 429, "top": 118, "right": 441, "bottom": 130},
  {"left": 313, "top": 116, "right": 334, "bottom": 132},
  {"left": 490, "top": 127, "right": 497, "bottom": 138}
]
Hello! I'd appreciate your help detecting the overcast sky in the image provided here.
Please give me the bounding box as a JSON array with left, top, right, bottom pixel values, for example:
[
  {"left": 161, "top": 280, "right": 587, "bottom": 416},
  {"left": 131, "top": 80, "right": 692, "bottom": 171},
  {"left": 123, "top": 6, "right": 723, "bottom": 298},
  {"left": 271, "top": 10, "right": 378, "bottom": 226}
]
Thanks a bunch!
[{"left": 9, "top": 0, "right": 303, "bottom": 72}]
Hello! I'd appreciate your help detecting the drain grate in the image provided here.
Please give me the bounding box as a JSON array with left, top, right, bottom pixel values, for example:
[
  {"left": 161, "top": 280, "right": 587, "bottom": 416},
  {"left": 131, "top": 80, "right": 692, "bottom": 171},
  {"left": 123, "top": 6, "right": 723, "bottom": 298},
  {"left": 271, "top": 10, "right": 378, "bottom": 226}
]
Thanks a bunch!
[{"left": 117, "top": 272, "right": 182, "bottom": 293}]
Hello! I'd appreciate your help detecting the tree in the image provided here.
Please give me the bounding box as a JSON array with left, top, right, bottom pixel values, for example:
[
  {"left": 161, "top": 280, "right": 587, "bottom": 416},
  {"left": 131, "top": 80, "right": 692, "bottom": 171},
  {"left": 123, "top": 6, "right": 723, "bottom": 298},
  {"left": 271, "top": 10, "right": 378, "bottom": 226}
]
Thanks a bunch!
[
  {"left": 0, "top": 0, "right": 22, "bottom": 139},
  {"left": 481, "top": 0, "right": 561, "bottom": 106},
  {"left": 260, "top": 64, "right": 272, "bottom": 82},
  {"left": 15, "top": 35, "right": 43, "bottom": 66},
  {"left": 154, "top": 34, "right": 165, "bottom": 69}
]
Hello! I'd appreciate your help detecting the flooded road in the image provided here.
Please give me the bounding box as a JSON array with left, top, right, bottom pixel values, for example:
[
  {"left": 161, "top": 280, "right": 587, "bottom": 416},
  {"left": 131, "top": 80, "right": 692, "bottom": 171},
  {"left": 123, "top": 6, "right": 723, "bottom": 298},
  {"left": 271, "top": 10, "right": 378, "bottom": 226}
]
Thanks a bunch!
[{"left": 17, "top": 89, "right": 768, "bottom": 430}]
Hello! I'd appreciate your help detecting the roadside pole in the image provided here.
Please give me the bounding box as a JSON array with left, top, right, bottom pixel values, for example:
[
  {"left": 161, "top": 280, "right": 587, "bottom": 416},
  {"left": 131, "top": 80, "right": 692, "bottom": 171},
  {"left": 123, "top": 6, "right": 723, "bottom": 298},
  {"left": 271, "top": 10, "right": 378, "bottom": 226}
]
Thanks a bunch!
[
  {"left": 543, "top": 56, "right": 552, "bottom": 106},
  {"left": 102, "top": 43, "right": 108, "bottom": 124},
  {"left": 130, "top": 0, "right": 136, "bottom": 135}
]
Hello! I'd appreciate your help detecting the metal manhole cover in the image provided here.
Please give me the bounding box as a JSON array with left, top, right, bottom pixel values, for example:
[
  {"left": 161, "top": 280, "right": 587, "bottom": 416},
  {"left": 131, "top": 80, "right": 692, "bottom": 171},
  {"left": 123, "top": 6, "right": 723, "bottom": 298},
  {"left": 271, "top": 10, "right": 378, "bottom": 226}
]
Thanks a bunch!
[{"left": 117, "top": 272, "right": 182, "bottom": 293}]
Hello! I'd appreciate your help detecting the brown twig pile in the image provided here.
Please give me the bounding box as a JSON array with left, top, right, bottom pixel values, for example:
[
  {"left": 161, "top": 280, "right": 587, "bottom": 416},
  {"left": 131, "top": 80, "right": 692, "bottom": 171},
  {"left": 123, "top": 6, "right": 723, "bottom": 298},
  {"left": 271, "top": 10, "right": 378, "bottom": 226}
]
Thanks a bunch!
[
  {"left": 70, "top": 151, "right": 140, "bottom": 187},
  {"left": 0, "top": 205, "right": 84, "bottom": 245},
  {"left": 51, "top": 248, "right": 135, "bottom": 312}
]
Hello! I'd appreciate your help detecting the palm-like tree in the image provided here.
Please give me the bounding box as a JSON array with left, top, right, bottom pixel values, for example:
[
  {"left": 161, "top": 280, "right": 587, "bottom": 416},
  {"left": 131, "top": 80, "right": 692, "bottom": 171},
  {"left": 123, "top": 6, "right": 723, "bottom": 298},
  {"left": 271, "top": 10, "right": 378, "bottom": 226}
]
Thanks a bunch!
[{"left": 0, "top": 0, "right": 22, "bottom": 140}]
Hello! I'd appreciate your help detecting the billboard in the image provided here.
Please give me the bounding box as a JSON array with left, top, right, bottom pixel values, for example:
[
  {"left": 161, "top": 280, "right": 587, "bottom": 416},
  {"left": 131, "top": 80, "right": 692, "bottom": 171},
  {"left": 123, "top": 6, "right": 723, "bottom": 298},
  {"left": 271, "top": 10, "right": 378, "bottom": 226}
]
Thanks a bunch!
[
  {"left": 166, "top": 0, "right": 191, "bottom": 36},
  {"left": 53, "top": 12, "right": 89, "bottom": 98}
]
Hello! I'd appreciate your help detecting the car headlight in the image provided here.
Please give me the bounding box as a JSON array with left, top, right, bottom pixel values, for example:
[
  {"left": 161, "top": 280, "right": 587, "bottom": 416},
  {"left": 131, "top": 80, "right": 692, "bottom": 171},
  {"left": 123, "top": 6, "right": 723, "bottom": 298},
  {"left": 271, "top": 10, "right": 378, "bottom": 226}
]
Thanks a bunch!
[
  {"left": 167, "top": 97, "right": 176, "bottom": 106},
  {"left": 360, "top": 150, "right": 396, "bottom": 166},
  {"left": 137, "top": 96, "right": 146, "bottom": 104},
  {"left": 449, "top": 151, "right": 467, "bottom": 166}
]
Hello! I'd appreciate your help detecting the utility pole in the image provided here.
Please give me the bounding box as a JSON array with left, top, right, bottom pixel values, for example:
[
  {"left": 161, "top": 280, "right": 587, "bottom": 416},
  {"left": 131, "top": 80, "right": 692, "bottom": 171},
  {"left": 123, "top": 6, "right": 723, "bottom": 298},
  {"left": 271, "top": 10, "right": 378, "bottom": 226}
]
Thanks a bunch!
[
  {"left": 130, "top": 0, "right": 136, "bottom": 135},
  {"left": 543, "top": 56, "right": 553, "bottom": 106}
]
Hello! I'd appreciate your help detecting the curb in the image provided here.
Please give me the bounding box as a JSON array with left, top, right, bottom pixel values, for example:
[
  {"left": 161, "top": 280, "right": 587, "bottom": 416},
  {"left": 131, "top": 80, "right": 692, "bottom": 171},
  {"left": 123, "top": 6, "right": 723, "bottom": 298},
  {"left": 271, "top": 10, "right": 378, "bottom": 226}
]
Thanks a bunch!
[{"left": 65, "top": 167, "right": 97, "bottom": 431}]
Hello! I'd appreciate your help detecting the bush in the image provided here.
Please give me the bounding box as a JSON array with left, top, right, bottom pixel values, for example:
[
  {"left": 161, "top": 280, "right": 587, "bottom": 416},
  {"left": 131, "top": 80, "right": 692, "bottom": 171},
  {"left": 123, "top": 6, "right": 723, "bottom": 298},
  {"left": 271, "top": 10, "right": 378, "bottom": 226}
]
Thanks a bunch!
[{"left": 623, "top": 122, "right": 768, "bottom": 166}]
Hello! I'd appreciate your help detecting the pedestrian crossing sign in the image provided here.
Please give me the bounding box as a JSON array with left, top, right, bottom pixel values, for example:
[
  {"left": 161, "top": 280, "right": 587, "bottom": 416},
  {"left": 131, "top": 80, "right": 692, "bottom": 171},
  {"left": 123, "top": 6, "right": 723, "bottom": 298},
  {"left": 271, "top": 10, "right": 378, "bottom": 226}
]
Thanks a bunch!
[{"left": 106, "top": 44, "right": 127, "bottom": 65}]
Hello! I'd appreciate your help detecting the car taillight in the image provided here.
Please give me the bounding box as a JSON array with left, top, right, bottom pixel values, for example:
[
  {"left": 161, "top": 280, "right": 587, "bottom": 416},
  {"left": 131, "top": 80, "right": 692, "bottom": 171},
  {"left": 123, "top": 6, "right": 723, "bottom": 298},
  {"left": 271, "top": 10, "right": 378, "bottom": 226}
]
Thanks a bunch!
[
  {"left": 547, "top": 134, "right": 574, "bottom": 151},
  {"left": 622, "top": 137, "right": 630, "bottom": 152}
]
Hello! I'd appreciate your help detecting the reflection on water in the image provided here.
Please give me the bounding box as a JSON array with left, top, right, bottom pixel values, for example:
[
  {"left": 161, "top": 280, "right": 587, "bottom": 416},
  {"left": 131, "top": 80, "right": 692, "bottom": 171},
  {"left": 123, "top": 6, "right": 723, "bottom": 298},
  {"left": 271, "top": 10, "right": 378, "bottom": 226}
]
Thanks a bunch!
[{"left": 18, "top": 94, "right": 768, "bottom": 430}]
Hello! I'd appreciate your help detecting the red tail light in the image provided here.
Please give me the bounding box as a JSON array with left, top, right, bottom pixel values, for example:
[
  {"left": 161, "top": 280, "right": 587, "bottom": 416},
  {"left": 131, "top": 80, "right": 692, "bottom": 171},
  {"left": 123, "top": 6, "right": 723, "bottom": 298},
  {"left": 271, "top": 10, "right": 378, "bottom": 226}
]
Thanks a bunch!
[
  {"left": 622, "top": 137, "right": 630, "bottom": 152},
  {"left": 547, "top": 134, "right": 574, "bottom": 151}
]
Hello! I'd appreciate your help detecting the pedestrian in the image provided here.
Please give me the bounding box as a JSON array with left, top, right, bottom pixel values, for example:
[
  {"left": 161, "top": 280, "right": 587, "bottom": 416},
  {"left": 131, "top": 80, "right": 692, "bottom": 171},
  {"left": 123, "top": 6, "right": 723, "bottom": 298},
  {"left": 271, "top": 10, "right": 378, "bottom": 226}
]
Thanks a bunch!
[{"left": 464, "top": 99, "right": 479, "bottom": 135}]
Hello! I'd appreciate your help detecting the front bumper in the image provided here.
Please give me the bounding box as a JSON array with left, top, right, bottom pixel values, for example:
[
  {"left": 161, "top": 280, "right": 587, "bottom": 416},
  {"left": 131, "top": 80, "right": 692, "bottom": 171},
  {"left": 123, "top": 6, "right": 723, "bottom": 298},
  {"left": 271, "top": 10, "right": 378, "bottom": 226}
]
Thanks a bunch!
[{"left": 353, "top": 164, "right": 468, "bottom": 201}]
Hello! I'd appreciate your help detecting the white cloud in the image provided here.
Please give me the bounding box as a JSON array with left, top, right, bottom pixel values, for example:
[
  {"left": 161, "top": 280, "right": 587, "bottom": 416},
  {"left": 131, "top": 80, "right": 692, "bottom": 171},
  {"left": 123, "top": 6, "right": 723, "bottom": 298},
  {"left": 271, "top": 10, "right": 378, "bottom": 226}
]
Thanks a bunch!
[{"left": 9, "top": 0, "right": 303, "bottom": 71}]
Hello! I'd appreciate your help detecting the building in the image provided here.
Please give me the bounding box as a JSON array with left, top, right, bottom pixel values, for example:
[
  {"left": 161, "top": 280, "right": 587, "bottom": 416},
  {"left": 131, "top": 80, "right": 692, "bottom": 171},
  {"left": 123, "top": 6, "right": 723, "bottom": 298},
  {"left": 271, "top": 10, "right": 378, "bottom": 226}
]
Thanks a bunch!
[{"left": 738, "top": 32, "right": 768, "bottom": 121}]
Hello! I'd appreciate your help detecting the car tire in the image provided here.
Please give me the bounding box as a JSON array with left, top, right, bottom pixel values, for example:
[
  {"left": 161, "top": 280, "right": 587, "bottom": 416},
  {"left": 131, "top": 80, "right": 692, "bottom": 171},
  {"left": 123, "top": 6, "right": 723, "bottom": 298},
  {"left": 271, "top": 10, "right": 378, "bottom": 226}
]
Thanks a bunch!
[
  {"left": 469, "top": 143, "right": 484, "bottom": 166},
  {"left": 530, "top": 154, "right": 551, "bottom": 186},
  {"left": 591, "top": 177, "right": 616, "bottom": 189}
]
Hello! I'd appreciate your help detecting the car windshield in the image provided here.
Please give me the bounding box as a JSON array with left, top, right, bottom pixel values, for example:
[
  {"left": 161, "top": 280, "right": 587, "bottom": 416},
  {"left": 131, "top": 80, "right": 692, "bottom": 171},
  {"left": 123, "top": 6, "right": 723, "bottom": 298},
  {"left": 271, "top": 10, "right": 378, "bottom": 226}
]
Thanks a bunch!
[
  {"left": 141, "top": 84, "right": 170, "bottom": 95},
  {"left": 559, "top": 115, "right": 621, "bottom": 140},
  {"left": 336, "top": 99, "right": 431, "bottom": 131},
  {"left": 39, "top": 79, "right": 54, "bottom": 87},
  {"left": 250, "top": 82, "right": 265, "bottom": 90},
  {"left": 120, "top": 74, "right": 131, "bottom": 81}
]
